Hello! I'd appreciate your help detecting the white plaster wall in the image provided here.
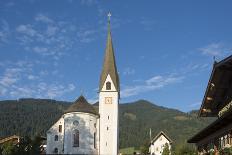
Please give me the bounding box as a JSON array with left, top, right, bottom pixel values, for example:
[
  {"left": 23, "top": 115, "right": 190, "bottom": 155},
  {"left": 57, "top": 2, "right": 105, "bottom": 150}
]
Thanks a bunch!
[
  {"left": 46, "top": 117, "right": 64, "bottom": 154},
  {"left": 150, "top": 134, "right": 171, "bottom": 155},
  {"left": 63, "top": 112, "right": 99, "bottom": 155},
  {"left": 99, "top": 74, "right": 119, "bottom": 155}
]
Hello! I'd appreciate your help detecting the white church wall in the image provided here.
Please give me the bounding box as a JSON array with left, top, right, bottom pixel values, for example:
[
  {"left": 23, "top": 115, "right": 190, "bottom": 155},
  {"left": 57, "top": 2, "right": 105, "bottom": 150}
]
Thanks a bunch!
[
  {"left": 150, "top": 134, "right": 171, "bottom": 155},
  {"left": 99, "top": 74, "right": 119, "bottom": 155},
  {"left": 46, "top": 117, "right": 64, "bottom": 154},
  {"left": 63, "top": 112, "right": 99, "bottom": 155}
]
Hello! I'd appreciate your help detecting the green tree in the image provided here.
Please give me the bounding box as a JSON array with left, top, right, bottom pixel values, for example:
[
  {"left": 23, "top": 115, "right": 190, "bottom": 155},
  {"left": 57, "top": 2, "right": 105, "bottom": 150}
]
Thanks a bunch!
[
  {"left": 140, "top": 140, "right": 149, "bottom": 155},
  {"left": 1, "top": 142, "right": 15, "bottom": 155},
  {"left": 162, "top": 143, "right": 170, "bottom": 155},
  {"left": 172, "top": 143, "right": 197, "bottom": 155},
  {"left": 30, "top": 135, "right": 43, "bottom": 155}
]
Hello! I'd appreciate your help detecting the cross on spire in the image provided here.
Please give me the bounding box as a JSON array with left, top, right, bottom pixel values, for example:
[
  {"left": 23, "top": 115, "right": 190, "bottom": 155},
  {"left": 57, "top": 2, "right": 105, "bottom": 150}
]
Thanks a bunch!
[{"left": 108, "top": 12, "right": 111, "bottom": 22}]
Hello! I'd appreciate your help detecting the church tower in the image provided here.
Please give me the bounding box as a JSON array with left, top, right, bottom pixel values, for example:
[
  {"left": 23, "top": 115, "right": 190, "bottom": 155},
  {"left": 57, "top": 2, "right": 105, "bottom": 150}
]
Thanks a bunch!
[{"left": 99, "top": 14, "right": 119, "bottom": 155}]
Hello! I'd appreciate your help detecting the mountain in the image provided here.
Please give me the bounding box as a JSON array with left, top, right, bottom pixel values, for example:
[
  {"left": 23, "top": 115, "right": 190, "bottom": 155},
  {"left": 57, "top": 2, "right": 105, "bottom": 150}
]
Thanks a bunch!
[{"left": 0, "top": 98, "right": 214, "bottom": 149}]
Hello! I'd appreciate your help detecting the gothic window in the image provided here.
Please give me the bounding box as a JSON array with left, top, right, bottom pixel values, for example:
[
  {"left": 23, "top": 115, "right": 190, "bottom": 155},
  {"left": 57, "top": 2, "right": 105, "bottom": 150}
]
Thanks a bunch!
[
  {"left": 106, "top": 82, "right": 111, "bottom": 90},
  {"left": 73, "top": 129, "right": 79, "bottom": 147},
  {"left": 59, "top": 125, "right": 62, "bottom": 133},
  {"left": 54, "top": 135, "right": 58, "bottom": 141},
  {"left": 54, "top": 148, "right": 58, "bottom": 154},
  {"left": 94, "top": 132, "right": 96, "bottom": 149}
]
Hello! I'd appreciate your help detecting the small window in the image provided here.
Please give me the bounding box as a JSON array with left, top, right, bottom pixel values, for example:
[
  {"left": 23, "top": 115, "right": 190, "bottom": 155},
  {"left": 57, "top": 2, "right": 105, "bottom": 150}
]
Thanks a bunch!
[
  {"left": 59, "top": 125, "right": 62, "bottom": 133},
  {"left": 73, "top": 120, "right": 79, "bottom": 126},
  {"left": 55, "top": 135, "right": 58, "bottom": 141},
  {"left": 106, "top": 142, "right": 107, "bottom": 146},
  {"left": 94, "top": 123, "right": 96, "bottom": 128},
  {"left": 94, "top": 132, "right": 96, "bottom": 149},
  {"left": 107, "top": 127, "right": 109, "bottom": 130},
  {"left": 106, "top": 82, "right": 111, "bottom": 90},
  {"left": 73, "top": 129, "right": 79, "bottom": 147},
  {"left": 108, "top": 116, "right": 109, "bottom": 120},
  {"left": 54, "top": 148, "right": 58, "bottom": 154}
]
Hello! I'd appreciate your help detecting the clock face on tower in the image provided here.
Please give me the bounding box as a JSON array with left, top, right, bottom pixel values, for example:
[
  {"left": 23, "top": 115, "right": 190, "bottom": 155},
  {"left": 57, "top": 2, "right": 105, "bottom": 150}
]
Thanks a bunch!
[{"left": 105, "top": 97, "right": 112, "bottom": 104}]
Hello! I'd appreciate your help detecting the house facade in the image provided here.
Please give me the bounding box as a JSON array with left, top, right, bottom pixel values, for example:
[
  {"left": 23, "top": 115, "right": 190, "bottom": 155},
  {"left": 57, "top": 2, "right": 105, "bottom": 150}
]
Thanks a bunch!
[
  {"left": 188, "top": 55, "right": 232, "bottom": 155},
  {"left": 149, "top": 131, "right": 172, "bottom": 155}
]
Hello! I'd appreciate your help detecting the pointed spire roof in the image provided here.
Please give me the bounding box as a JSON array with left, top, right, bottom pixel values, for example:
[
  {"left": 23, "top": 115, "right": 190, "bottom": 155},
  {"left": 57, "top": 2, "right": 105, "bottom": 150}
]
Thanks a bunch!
[
  {"left": 65, "top": 95, "right": 98, "bottom": 115},
  {"left": 99, "top": 18, "right": 119, "bottom": 92}
]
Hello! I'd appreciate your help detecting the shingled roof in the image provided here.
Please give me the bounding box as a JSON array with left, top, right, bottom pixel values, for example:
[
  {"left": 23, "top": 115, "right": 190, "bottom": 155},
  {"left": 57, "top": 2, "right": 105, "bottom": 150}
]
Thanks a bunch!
[
  {"left": 99, "top": 21, "right": 119, "bottom": 92},
  {"left": 65, "top": 95, "right": 98, "bottom": 115}
]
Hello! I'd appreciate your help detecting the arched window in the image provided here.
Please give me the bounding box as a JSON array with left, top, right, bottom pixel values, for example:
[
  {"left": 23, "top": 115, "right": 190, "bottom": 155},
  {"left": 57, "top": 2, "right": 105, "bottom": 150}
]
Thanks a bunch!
[
  {"left": 73, "top": 129, "right": 79, "bottom": 147},
  {"left": 94, "top": 132, "right": 96, "bottom": 149},
  {"left": 54, "top": 148, "right": 58, "bottom": 154},
  {"left": 106, "top": 82, "right": 111, "bottom": 90},
  {"left": 54, "top": 135, "right": 58, "bottom": 141}
]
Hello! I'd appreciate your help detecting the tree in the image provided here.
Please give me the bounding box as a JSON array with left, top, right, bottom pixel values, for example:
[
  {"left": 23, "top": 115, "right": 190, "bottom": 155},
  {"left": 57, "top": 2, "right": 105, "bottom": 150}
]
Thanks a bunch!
[
  {"left": 172, "top": 143, "right": 197, "bottom": 155},
  {"left": 1, "top": 142, "right": 15, "bottom": 155},
  {"left": 162, "top": 143, "right": 170, "bottom": 155},
  {"left": 140, "top": 139, "right": 150, "bottom": 155}
]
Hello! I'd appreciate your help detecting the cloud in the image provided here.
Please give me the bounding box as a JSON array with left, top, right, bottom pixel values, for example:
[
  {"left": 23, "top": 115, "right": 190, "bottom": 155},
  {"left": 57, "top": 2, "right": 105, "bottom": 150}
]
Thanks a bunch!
[
  {"left": 16, "top": 14, "right": 76, "bottom": 59},
  {"left": 121, "top": 75, "right": 184, "bottom": 98},
  {"left": 35, "top": 14, "right": 54, "bottom": 24},
  {"left": 0, "top": 59, "right": 76, "bottom": 99},
  {"left": 198, "top": 43, "right": 232, "bottom": 57},
  {"left": 16, "top": 24, "right": 37, "bottom": 37},
  {"left": 140, "top": 18, "right": 156, "bottom": 31},
  {"left": 189, "top": 101, "right": 201, "bottom": 108},
  {"left": 123, "top": 67, "right": 135, "bottom": 75},
  {"left": 0, "top": 20, "right": 10, "bottom": 44},
  {"left": 0, "top": 68, "right": 22, "bottom": 87},
  {"left": 77, "top": 29, "right": 96, "bottom": 43}
]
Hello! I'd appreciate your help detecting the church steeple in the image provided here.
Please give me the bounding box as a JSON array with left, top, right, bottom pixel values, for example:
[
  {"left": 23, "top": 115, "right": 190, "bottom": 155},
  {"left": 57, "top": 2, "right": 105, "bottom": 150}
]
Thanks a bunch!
[{"left": 99, "top": 14, "right": 119, "bottom": 92}]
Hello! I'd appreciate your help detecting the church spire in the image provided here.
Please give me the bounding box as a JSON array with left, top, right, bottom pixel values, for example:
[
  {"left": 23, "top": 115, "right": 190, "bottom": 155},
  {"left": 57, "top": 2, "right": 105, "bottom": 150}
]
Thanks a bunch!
[{"left": 99, "top": 13, "right": 119, "bottom": 92}]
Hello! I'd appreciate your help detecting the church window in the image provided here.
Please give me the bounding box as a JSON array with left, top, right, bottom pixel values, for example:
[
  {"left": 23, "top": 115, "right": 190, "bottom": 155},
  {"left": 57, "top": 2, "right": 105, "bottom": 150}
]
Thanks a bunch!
[
  {"left": 106, "top": 82, "right": 111, "bottom": 90},
  {"left": 94, "top": 132, "right": 96, "bottom": 149},
  {"left": 73, "top": 120, "right": 79, "bottom": 126},
  {"left": 73, "top": 129, "right": 79, "bottom": 147},
  {"left": 59, "top": 125, "right": 62, "bottom": 133},
  {"left": 54, "top": 148, "right": 58, "bottom": 154},
  {"left": 107, "top": 126, "right": 109, "bottom": 130},
  {"left": 55, "top": 135, "right": 58, "bottom": 141},
  {"left": 108, "top": 116, "right": 109, "bottom": 120}
]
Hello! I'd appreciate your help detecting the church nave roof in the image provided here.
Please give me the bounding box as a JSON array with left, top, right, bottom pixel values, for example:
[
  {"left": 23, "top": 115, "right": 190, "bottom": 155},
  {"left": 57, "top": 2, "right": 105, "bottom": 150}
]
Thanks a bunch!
[{"left": 65, "top": 95, "right": 98, "bottom": 115}]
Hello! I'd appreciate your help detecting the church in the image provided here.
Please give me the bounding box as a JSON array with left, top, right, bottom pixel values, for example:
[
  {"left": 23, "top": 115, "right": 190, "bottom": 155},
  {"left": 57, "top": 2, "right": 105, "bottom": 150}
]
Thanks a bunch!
[{"left": 46, "top": 18, "right": 120, "bottom": 155}]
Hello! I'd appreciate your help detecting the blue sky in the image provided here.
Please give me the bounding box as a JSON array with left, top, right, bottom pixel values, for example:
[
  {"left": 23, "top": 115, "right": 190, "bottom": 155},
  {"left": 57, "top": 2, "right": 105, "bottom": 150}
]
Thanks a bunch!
[{"left": 0, "top": 0, "right": 231, "bottom": 112}]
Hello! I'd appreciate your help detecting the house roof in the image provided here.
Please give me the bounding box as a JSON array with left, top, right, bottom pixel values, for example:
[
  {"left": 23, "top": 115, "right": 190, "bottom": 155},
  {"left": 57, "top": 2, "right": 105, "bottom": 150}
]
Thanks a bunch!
[
  {"left": 0, "top": 135, "right": 20, "bottom": 144},
  {"left": 64, "top": 95, "right": 98, "bottom": 115},
  {"left": 99, "top": 21, "right": 119, "bottom": 92},
  {"left": 188, "top": 109, "right": 232, "bottom": 143},
  {"left": 199, "top": 55, "right": 232, "bottom": 117},
  {"left": 151, "top": 131, "right": 173, "bottom": 144}
]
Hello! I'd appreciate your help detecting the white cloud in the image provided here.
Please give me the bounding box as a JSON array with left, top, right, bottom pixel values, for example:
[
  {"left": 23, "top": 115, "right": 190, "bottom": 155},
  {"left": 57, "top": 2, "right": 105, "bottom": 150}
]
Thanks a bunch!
[
  {"left": 28, "top": 75, "right": 38, "bottom": 80},
  {"left": 77, "top": 29, "right": 96, "bottom": 43},
  {"left": 123, "top": 67, "right": 135, "bottom": 75},
  {"left": 16, "top": 24, "right": 37, "bottom": 37},
  {"left": 140, "top": 18, "right": 156, "bottom": 31},
  {"left": 35, "top": 14, "right": 54, "bottom": 24},
  {"left": 189, "top": 101, "right": 201, "bottom": 108},
  {"left": 121, "top": 75, "right": 184, "bottom": 98},
  {"left": 0, "top": 20, "right": 10, "bottom": 43},
  {"left": 16, "top": 14, "right": 76, "bottom": 59},
  {"left": 198, "top": 43, "right": 231, "bottom": 57}
]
